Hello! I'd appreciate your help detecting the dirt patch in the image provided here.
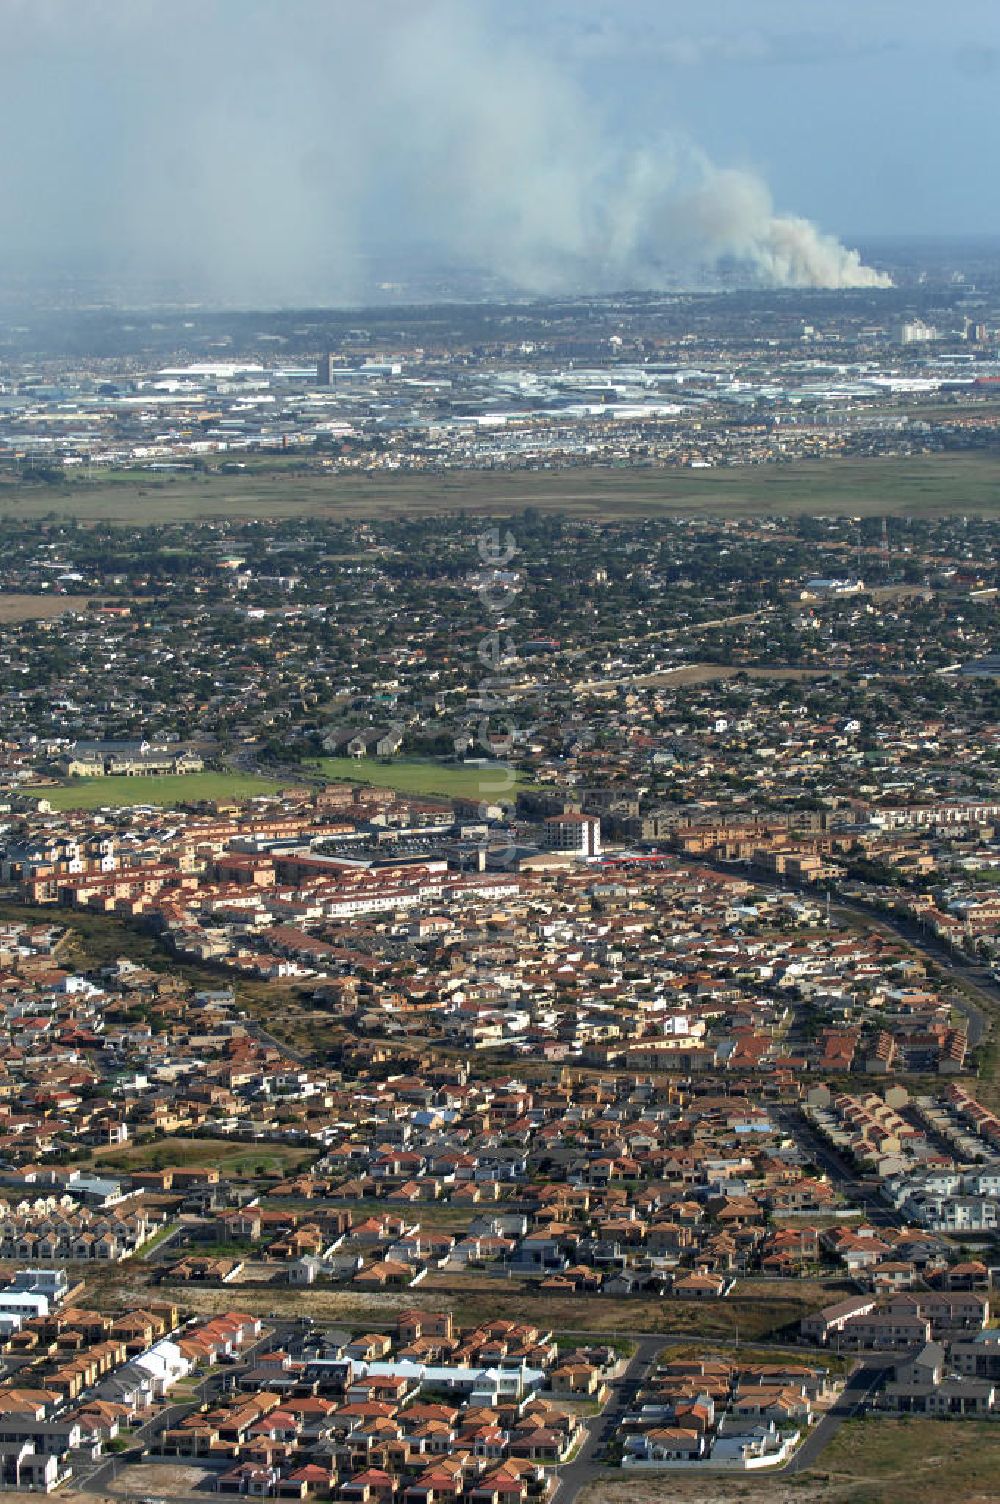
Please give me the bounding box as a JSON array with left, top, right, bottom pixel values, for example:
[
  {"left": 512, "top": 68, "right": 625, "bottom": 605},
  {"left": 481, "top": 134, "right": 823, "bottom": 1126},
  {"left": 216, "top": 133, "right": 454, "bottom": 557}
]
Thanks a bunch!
[
  {"left": 0, "top": 593, "right": 95, "bottom": 621},
  {"left": 108, "top": 1461, "right": 218, "bottom": 1497},
  {"left": 639, "top": 664, "right": 851, "bottom": 686},
  {"left": 154, "top": 1283, "right": 411, "bottom": 1323}
]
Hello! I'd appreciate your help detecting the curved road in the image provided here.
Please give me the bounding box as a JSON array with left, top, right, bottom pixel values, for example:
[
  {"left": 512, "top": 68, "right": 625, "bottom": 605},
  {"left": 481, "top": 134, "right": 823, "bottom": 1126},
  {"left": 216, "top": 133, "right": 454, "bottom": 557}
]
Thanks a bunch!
[
  {"left": 676, "top": 851, "right": 995, "bottom": 1051},
  {"left": 832, "top": 894, "right": 991, "bottom": 1048},
  {"left": 552, "top": 1344, "right": 889, "bottom": 1503},
  {"left": 554, "top": 1336, "right": 663, "bottom": 1503},
  {"left": 781, "top": 1361, "right": 889, "bottom": 1476}
]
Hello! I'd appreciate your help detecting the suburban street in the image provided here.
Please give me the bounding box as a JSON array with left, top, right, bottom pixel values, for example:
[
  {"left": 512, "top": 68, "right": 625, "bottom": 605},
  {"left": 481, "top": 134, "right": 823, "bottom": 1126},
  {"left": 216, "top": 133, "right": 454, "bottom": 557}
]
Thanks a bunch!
[
  {"left": 246, "top": 1018, "right": 311, "bottom": 1066},
  {"left": 775, "top": 1105, "right": 901, "bottom": 1228},
  {"left": 79, "top": 1326, "right": 280, "bottom": 1496},
  {"left": 782, "top": 1361, "right": 891, "bottom": 1475},
  {"left": 550, "top": 1344, "right": 891, "bottom": 1502},
  {"left": 553, "top": 1336, "right": 664, "bottom": 1504}
]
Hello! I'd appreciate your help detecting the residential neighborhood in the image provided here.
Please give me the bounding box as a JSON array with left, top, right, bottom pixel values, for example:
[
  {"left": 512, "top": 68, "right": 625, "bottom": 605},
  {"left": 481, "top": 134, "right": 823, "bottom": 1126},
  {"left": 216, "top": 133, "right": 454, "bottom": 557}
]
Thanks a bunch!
[{"left": 0, "top": 331, "right": 998, "bottom": 1501}]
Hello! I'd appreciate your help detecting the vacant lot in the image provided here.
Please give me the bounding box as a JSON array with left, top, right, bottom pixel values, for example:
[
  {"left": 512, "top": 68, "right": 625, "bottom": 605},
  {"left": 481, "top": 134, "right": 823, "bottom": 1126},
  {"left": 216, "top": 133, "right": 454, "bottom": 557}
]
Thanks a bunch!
[
  {"left": 579, "top": 1418, "right": 1000, "bottom": 1504},
  {"left": 164, "top": 1273, "right": 824, "bottom": 1344},
  {"left": 311, "top": 755, "right": 531, "bottom": 801},
  {"left": 135, "top": 1278, "right": 827, "bottom": 1353},
  {"left": 617, "top": 663, "right": 849, "bottom": 688},
  {"left": 0, "top": 593, "right": 95, "bottom": 621},
  {"left": 108, "top": 1461, "right": 218, "bottom": 1497},
  {"left": 43, "top": 771, "right": 284, "bottom": 810},
  {"left": 655, "top": 1339, "right": 849, "bottom": 1375},
  {"left": 153, "top": 1282, "right": 407, "bottom": 1324},
  {"left": 87, "top": 1135, "right": 318, "bottom": 1178},
  {"left": 3, "top": 454, "right": 1000, "bottom": 522}
]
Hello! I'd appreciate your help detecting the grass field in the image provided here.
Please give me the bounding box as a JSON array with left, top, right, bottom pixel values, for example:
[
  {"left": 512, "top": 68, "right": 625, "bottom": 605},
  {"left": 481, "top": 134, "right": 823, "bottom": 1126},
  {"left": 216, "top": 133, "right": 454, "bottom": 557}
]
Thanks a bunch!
[
  {"left": 124, "top": 1278, "right": 814, "bottom": 1344},
  {"left": 87, "top": 1135, "right": 318, "bottom": 1178},
  {"left": 579, "top": 1418, "right": 1000, "bottom": 1504},
  {"left": 2, "top": 454, "right": 1000, "bottom": 523},
  {"left": 311, "top": 755, "right": 532, "bottom": 802},
  {"left": 344, "top": 1271, "right": 825, "bottom": 1342},
  {"left": 0, "top": 594, "right": 95, "bottom": 621},
  {"left": 42, "top": 771, "right": 284, "bottom": 810}
]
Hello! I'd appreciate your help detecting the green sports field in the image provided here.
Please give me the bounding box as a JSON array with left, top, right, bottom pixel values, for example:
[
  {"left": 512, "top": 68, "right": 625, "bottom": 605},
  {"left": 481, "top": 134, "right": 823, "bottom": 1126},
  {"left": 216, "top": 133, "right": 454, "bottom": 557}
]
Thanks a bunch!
[
  {"left": 41, "top": 772, "right": 284, "bottom": 811},
  {"left": 310, "top": 755, "right": 531, "bottom": 802}
]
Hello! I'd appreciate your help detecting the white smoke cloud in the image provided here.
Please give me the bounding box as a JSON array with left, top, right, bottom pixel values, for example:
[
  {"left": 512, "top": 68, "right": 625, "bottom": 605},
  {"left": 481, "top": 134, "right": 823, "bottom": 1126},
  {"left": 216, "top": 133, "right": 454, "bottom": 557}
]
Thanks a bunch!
[
  {"left": 0, "top": 0, "right": 889, "bottom": 302},
  {"left": 661, "top": 165, "right": 892, "bottom": 289}
]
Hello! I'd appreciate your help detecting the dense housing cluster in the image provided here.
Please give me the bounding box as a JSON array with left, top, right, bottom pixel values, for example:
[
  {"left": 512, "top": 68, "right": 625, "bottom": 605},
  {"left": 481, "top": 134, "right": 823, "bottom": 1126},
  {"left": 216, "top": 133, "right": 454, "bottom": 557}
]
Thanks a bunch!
[{"left": 0, "top": 282, "right": 999, "bottom": 1495}]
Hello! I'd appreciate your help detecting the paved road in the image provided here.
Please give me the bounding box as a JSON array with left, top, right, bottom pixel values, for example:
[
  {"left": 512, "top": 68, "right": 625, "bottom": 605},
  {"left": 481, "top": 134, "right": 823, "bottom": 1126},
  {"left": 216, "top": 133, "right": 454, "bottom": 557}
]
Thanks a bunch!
[
  {"left": 81, "top": 1397, "right": 199, "bottom": 1495},
  {"left": 246, "top": 1018, "right": 310, "bottom": 1066},
  {"left": 551, "top": 1345, "right": 888, "bottom": 1503},
  {"left": 567, "top": 612, "right": 774, "bottom": 693},
  {"left": 80, "top": 1327, "right": 279, "bottom": 1494},
  {"left": 775, "top": 1106, "right": 900, "bottom": 1228},
  {"left": 229, "top": 749, "right": 326, "bottom": 787},
  {"left": 553, "top": 1336, "right": 664, "bottom": 1503},
  {"left": 75, "top": 1323, "right": 884, "bottom": 1504},
  {"left": 782, "top": 1360, "right": 890, "bottom": 1474},
  {"left": 674, "top": 850, "right": 995, "bottom": 1052},
  {"left": 140, "top": 1215, "right": 206, "bottom": 1264},
  {"left": 832, "top": 896, "right": 991, "bottom": 1048}
]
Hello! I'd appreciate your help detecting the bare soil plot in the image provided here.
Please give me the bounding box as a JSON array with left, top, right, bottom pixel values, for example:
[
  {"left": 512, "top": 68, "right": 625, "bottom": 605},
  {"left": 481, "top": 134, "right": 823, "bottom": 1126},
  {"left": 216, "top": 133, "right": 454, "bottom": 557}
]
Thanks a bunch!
[
  {"left": 108, "top": 1461, "right": 218, "bottom": 1497},
  {"left": 0, "top": 593, "right": 94, "bottom": 620}
]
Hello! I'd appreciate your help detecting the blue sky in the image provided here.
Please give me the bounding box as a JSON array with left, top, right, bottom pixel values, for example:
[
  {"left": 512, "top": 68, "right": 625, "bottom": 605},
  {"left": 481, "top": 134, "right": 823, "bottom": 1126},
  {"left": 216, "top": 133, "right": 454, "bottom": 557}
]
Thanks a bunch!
[{"left": 525, "top": 0, "right": 1000, "bottom": 239}]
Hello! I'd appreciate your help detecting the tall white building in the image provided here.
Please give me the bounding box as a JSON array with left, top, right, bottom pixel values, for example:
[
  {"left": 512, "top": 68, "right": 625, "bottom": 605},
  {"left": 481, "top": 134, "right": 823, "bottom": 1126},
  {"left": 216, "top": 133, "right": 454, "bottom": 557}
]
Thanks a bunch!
[
  {"left": 543, "top": 812, "right": 601, "bottom": 858},
  {"left": 897, "top": 319, "right": 937, "bottom": 345}
]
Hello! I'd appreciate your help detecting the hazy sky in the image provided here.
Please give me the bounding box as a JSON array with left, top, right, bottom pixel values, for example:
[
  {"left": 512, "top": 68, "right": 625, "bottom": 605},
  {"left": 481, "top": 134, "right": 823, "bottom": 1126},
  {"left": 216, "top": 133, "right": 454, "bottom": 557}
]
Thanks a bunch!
[
  {"left": 0, "top": 0, "right": 996, "bottom": 303},
  {"left": 547, "top": 0, "right": 1000, "bottom": 237}
]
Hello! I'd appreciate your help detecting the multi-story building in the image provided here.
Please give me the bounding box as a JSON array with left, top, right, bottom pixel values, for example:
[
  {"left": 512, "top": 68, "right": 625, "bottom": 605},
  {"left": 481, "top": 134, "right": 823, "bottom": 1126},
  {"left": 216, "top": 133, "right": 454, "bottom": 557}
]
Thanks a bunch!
[{"left": 543, "top": 813, "right": 601, "bottom": 858}]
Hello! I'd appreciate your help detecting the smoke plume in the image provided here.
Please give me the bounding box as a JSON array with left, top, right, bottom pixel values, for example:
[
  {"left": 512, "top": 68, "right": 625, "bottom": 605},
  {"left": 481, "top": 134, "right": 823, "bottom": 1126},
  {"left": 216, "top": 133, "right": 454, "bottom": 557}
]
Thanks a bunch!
[{"left": 0, "top": 0, "right": 890, "bottom": 303}]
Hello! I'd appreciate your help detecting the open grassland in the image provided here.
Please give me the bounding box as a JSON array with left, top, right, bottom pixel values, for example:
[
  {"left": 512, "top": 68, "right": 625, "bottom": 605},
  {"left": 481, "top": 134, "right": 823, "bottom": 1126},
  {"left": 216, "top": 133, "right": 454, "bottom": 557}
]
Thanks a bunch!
[
  {"left": 0, "top": 593, "right": 95, "bottom": 621},
  {"left": 85, "top": 1134, "right": 318, "bottom": 1177},
  {"left": 41, "top": 771, "right": 284, "bottom": 810},
  {"left": 311, "top": 755, "right": 532, "bottom": 801},
  {"left": 579, "top": 1418, "right": 1000, "bottom": 1504},
  {"left": 2, "top": 453, "right": 1000, "bottom": 522},
  {"left": 139, "top": 1272, "right": 826, "bottom": 1345}
]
